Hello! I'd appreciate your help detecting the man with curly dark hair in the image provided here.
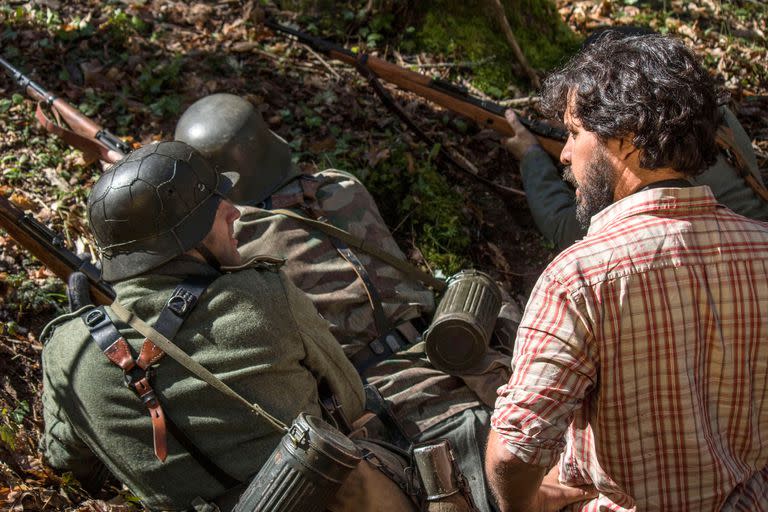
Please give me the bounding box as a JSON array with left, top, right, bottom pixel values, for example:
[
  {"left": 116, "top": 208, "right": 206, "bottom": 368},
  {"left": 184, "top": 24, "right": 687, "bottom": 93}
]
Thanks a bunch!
[
  {"left": 486, "top": 34, "right": 768, "bottom": 511},
  {"left": 505, "top": 29, "right": 768, "bottom": 250}
]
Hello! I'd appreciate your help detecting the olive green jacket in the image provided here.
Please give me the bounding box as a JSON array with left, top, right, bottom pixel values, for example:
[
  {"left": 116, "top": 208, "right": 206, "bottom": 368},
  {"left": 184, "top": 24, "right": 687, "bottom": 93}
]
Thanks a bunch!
[
  {"left": 41, "top": 257, "right": 364, "bottom": 510},
  {"left": 522, "top": 107, "right": 768, "bottom": 250}
]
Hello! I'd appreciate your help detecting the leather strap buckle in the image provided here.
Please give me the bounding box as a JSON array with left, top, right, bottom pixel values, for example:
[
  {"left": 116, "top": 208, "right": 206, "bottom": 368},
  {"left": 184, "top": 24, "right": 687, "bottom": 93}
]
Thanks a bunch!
[
  {"left": 83, "top": 308, "right": 106, "bottom": 328},
  {"left": 166, "top": 289, "right": 197, "bottom": 316}
]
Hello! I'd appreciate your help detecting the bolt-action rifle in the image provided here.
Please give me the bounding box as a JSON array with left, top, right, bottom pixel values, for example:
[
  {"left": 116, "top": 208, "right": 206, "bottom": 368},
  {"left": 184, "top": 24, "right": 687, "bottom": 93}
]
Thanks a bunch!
[
  {"left": 266, "top": 19, "right": 567, "bottom": 160},
  {"left": 0, "top": 55, "right": 130, "bottom": 164},
  {"left": 0, "top": 195, "right": 114, "bottom": 305},
  {"left": 1, "top": 56, "right": 119, "bottom": 304}
]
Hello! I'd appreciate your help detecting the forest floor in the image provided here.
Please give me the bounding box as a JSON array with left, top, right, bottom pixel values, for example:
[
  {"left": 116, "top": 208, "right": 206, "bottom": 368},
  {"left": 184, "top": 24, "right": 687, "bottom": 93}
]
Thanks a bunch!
[{"left": 0, "top": 0, "right": 766, "bottom": 510}]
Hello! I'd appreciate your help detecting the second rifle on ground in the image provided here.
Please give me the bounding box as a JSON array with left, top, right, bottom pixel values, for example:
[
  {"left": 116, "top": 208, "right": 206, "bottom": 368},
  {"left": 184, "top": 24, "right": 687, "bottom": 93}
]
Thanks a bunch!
[{"left": 1, "top": 55, "right": 129, "bottom": 164}]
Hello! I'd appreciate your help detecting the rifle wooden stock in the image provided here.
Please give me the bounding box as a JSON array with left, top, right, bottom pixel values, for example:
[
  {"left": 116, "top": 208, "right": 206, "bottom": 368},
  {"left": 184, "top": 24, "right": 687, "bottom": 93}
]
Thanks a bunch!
[
  {"left": 266, "top": 20, "right": 566, "bottom": 159},
  {"left": 1, "top": 56, "right": 129, "bottom": 163},
  {"left": 0, "top": 195, "right": 114, "bottom": 306}
]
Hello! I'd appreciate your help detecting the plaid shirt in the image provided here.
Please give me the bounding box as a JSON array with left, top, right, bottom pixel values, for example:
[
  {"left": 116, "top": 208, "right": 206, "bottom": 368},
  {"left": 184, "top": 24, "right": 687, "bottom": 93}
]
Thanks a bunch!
[{"left": 492, "top": 186, "right": 768, "bottom": 511}]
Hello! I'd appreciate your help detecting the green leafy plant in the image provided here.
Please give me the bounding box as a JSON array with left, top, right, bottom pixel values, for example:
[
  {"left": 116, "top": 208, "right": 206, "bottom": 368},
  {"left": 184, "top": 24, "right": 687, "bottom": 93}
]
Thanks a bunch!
[{"left": 0, "top": 400, "right": 30, "bottom": 451}]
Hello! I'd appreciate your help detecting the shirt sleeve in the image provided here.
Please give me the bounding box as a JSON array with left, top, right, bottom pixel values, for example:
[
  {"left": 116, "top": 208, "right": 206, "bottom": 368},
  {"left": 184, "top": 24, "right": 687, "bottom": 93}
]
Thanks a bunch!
[
  {"left": 491, "top": 272, "right": 597, "bottom": 469},
  {"left": 519, "top": 147, "right": 586, "bottom": 250}
]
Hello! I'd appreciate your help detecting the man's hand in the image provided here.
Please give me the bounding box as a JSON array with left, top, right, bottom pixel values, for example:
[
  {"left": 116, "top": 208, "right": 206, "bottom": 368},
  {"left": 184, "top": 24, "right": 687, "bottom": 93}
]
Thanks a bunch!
[
  {"left": 486, "top": 429, "right": 597, "bottom": 512},
  {"left": 502, "top": 109, "right": 540, "bottom": 160},
  {"left": 528, "top": 465, "right": 597, "bottom": 512}
]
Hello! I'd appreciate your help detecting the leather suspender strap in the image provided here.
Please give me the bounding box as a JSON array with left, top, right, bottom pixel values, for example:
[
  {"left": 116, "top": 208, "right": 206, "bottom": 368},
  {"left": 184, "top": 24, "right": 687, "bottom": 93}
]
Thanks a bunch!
[
  {"left": 325, "top": 224, "right": 392, "bottom": 337},
  {"left": 82, "top": 306, "right": 170, "bottom": 462},
  {"left": 109, "top": 300, "right": 290, "bottom": 434},
  {"left": 82, "top": 278, "right": 243, "bottom": 489},
  {"left": 149, "top": 278, "right": 241, "bottom": 489},
  {"left": 271, "top": 207, "right": 447, "bottom": 292}
]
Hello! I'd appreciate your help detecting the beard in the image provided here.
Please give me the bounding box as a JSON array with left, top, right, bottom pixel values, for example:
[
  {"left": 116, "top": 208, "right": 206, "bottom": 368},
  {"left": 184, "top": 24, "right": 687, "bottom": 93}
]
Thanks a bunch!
[{"left": 563, "top": 150, "right": 616, "bottom": 229}]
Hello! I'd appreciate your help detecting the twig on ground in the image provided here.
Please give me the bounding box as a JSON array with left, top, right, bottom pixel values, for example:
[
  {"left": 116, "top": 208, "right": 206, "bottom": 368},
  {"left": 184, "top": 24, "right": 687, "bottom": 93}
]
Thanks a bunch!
[
  {"left": 303, "top": 44, "right": 342, "bottom": 80},
  {"left": 485, "top": 0, "right": 541, "bottom": 89},
  {"left": 498, "top": 96, "right": 540, "bottom": 107},
  {"left": 409, "top": 57, "right": 496, "bottom": 70}
]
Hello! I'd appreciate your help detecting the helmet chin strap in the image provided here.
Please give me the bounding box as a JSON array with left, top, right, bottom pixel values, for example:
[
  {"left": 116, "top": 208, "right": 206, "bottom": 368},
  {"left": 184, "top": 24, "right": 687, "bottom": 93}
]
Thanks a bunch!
[{"left": 194, "top": 242, "right": 221, "bottom": 272}]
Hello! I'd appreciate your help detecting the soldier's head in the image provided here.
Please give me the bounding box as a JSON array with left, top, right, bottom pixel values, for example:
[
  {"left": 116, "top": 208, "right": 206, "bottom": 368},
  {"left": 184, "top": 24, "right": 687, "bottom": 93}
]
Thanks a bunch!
[
  {"left": 174, "top": 93, "right": 299, "bottom": 206},
  {"left": 88, "top": 141, "right": 241, "bottom": 282},
  {"left": 541, "top": 34, "right": 720, "bottom": 226}
]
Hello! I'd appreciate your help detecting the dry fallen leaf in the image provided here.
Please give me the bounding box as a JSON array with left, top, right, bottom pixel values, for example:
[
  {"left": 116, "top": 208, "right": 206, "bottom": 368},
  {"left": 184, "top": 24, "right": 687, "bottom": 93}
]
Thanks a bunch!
[{"left": 9, "top": 193, "right": 34, "bottom": 211}]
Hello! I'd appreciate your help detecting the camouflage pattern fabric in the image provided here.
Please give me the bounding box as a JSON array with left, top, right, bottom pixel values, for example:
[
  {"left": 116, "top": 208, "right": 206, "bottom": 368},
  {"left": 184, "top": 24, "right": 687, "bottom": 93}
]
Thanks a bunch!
[
  {"left": 237, "top": 170, "right": 435, "bottom": 351},
  {"left": 235, "top": 170, "right": 512, "bottom": 435}
]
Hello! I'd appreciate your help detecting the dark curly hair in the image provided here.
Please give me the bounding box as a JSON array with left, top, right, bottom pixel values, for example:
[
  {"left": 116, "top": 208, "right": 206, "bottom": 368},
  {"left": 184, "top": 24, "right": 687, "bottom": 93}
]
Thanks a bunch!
[{"left": 541, "top": 33, "right": 721, "bottom": 176}]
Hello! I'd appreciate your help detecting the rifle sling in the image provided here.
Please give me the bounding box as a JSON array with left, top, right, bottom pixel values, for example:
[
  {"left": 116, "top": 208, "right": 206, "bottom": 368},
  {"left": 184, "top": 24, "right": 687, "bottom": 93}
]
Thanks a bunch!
[
  {"left": 353, "top": 55, "right": 525, "bottom": 199},
  {"left": 270, "top": 207, "right": 447, "bottom": 292},
  {"left": 35, "top": 102, "right": 114, "bottom": 163}
]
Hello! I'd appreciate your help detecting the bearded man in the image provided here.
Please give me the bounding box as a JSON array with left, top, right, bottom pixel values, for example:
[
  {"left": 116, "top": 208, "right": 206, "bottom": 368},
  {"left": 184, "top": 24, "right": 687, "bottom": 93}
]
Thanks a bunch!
[{"left": 486, "top": 34, "right": 768, "bottom": 511}]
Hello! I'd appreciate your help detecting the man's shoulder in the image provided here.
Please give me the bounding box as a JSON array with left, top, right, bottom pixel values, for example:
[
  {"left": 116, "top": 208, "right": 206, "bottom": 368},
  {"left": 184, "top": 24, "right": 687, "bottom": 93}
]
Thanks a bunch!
[
  {"left": 201, "top": 263, "right": 301, "bottom": 321},
  {"left": 41, "top": 306, "right": 107, "bottom": 385},
  {"left": 545, "top": 205, "right": 768, "bottom": 290},
  {"left": 42, "top": 308, "right": 92, "bottom": 346}
]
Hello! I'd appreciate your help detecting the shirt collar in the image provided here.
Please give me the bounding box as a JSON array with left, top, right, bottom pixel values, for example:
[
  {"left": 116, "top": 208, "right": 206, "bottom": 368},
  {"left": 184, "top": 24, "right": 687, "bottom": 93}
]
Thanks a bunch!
[{"left": 587, "top": 185, "right": 719, "bottom": 236}]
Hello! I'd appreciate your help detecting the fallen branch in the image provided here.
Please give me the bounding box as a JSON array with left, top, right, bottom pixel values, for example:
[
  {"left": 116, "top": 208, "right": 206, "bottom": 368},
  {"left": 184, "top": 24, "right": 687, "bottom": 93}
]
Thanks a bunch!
[{"left": 485, "top": 0, "right": 541, "bottom": 89}]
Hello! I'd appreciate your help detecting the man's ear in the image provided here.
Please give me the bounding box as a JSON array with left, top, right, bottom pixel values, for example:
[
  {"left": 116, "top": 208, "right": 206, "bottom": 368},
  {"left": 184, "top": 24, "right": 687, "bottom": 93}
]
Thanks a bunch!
[{"left": 617, "top": 135, "right": 639, "bottom": 161}]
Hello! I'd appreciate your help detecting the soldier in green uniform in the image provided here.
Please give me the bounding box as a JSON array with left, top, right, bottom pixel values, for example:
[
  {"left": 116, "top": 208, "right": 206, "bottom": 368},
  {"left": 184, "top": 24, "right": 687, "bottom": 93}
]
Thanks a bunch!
[
  {"left": 175, "top": 94, "right": 518, "bottom": 511},
  {"left": 42, "top": 141, "right": 366, "bottom": 510}
]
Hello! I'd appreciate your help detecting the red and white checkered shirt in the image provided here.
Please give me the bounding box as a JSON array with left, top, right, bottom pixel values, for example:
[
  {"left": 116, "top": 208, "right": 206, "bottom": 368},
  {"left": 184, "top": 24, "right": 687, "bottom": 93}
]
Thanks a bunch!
[{"left": 492, "top": 185, "right": 768, "bottom": 511}]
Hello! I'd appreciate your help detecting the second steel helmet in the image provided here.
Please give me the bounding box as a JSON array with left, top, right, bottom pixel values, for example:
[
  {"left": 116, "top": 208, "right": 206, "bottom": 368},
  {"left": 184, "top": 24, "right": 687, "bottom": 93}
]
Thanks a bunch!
[
  {"left": 88, "top": 141, "right": 238, "bottom": 282},
  {"left": 174, "top": 93, "right": 299, "bottom": 205}
]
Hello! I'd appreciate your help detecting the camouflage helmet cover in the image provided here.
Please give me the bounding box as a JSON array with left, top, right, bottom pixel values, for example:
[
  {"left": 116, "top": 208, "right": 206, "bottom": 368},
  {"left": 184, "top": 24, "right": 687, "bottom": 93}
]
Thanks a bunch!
[
  {"left": 88, "top": 141, "right": 238, "bottom": 282},
  {"left": 174, "top": 93, "right": 299, "bottom": 205}
]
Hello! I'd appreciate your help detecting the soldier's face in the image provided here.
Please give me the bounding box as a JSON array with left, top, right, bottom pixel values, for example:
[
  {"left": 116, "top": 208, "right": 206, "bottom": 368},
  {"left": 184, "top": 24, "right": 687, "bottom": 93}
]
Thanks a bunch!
[{"left": 201, "top": 199, "right": 242, "bottom": 267}]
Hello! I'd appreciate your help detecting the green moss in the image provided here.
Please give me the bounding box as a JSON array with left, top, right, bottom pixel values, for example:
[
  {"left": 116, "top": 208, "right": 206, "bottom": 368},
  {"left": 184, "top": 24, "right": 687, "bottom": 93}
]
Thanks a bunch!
[
  {"left": 362, "top": 146, "right": 470, "bottom": 275},
  {"left": 315, "top": 132, "right": 470, "bottom": 276},
  {"left": 416, "top": 0, "right": 581, "bottom": 94}
]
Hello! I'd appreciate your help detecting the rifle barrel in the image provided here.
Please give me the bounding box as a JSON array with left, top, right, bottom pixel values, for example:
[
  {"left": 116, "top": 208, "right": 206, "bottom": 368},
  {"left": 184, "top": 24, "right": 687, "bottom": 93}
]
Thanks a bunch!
[
  {"left": 265, "top": 19, "right": 567, "bottom": 157},
  {"left": 0, "top": 55, "right": 55, "bottom": 104},
  {"left": 0, "top": 195, "right": 115, "bottom": 305},
  {"left": 1, "top": 55, "right": 131, "bottom": 157}
]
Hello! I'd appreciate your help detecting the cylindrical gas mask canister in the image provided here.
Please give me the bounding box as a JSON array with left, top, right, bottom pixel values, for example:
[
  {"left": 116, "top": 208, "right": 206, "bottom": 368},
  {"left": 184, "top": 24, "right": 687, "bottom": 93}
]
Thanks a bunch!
[
  {"left": 234, "top": 413, "right": 362, "bottom": 512},
  {"left": 424, "top": 269, "right": 502, "bottom": 374}
]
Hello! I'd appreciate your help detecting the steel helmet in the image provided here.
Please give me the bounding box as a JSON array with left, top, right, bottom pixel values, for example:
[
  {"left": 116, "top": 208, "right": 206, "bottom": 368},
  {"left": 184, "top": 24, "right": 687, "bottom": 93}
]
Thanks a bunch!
[
  {"left": 174, "top": 93, "right": 299, "bottom": 205},
  {"left": 88, "top": 141, "right": 238, "bottom": 282}
]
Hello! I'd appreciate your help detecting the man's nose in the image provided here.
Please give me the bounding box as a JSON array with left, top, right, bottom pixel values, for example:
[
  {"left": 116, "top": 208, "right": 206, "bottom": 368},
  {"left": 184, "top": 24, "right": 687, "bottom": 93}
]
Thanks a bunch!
[{"left": 225, "top": 201, "right": 241, "bottom": 221}]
